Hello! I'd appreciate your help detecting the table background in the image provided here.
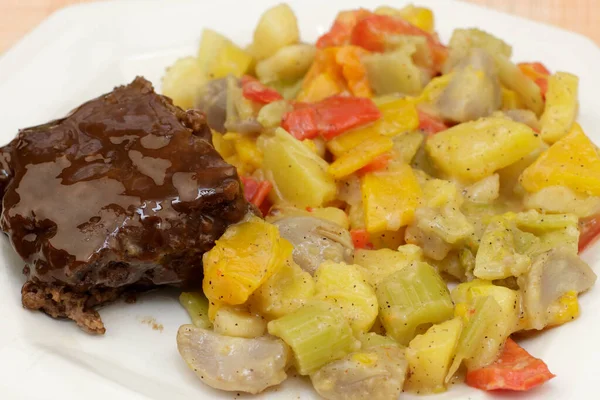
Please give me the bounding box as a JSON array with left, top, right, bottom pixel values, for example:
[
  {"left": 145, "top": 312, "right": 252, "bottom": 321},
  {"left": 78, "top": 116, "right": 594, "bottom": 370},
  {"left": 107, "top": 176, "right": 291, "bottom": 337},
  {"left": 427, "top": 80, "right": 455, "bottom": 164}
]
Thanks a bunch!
[{"left": 1, "top": 0, "right": 598, "bottom": 53}]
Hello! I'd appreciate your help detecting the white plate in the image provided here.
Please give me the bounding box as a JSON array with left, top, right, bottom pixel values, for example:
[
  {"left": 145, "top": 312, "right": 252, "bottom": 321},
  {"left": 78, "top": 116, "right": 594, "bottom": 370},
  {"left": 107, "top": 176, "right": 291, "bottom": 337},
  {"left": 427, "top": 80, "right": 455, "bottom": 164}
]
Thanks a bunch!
[{"left": 0, "top": 1, "right": 599, "bottom": 399}]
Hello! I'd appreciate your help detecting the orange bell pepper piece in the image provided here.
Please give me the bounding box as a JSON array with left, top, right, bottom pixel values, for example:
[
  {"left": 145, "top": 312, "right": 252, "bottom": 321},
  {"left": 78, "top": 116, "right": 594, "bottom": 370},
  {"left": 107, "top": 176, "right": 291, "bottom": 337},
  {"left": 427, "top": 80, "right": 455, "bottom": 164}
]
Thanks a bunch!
[
  {"left": 518, "top": 62, "right": 551, "bottom": 99},
  {"left": 335, "top": 46, "right": 372, "bottom": 98},
  {"left": 316, "top": 9, "right": 373, "bottom": 48}
]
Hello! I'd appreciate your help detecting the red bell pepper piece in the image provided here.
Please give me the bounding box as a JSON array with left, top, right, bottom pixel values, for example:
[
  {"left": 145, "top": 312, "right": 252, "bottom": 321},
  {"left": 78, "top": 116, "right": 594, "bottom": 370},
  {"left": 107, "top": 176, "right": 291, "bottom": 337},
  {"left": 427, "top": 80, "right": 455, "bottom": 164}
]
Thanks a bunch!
[
  {"left": 316, "top": 9, "right": 373, "bottom": 48},
  {"left": 579, "top": 215, "right": 600, "bottom": 253},
  {"left": 350, "top": 14, "right": 448, "bottom": 69},
  {"left": 282, "top": 95, "right": 381, "bottom": 140},
  {"left": 466, "top": 338, "right": 555, "bottom": 391},
  {"left": 241, "top": 176, "right": 273, "bottom": 209},
  {"left": 241, "top": 76, "right": 283, "bottom": 104},
  {"left": 350, "top": 228, "right": 373, "bottom": 249},
  {"left": 418, "top": 110, "right": 447, "bottom": 135}
]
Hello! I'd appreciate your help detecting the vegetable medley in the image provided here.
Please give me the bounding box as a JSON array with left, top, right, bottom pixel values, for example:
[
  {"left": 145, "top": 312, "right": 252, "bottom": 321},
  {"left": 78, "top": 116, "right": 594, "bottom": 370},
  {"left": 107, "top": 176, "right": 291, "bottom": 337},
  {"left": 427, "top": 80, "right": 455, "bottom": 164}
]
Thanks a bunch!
[{"left": 163, "top": 3, "right": 600, "bottom": 398}]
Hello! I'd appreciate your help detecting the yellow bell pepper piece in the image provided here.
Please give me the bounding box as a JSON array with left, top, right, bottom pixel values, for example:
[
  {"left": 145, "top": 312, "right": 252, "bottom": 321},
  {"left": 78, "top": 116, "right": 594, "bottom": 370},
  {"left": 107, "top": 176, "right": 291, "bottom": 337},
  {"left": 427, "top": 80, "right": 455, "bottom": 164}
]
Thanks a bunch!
[
  {"left": 233, "top": 135, "right": 262, "bottom": 170},
  {"left": 362, "top": 164, "right": 422, "bottom": 233},
  {"left": 547, "top": 290, "right": 580, "bottom": 326},
  {"left": 203, "top": 217, "right": 293, "bottom": 305},
  {"left": 211, "top": 131, "right": 235, "bottom": 158},
  {"left": 540, "top": 72, "right": 579, "bottom": 143},
  {"left": 297, "top": 72, "right": 344, "bottom": 102},
  {"left": 327, "top": 99, "right": 418, "bottom": 157},
  {"left": 426, "top": 117, "right": 542, "bottom": 181},
  {"left": 413, "top": 74, "right": 452, "bottom": 105},
  {"left": 501, "top": 87, "right": 524, "bottom": 110},
  {"left": 328, "top": 135, "right": 394, "bottom": 179},
  {"left": 520, "top": 123, "right": 600, "bottom": 196}
]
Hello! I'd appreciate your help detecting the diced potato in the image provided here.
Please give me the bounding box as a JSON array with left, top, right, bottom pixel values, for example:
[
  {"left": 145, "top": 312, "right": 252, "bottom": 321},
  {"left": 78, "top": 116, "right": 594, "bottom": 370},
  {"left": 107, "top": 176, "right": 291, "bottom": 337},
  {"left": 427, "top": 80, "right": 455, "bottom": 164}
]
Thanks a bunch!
[
  {"left": 369, "top": 229, "right": 406, "bottom": 250},
  {"left": 256, "top": 44, "right": 316, "bottom": 83},
  {"left": 309, "top": 207, "right": 350, "bottom": 229},
  {"left": 364, "top": 51, "right": 424, "bottom": 96},
  {"left": 250, "top": 258, "right": 315, "bottom": 320},
  {"left": 494, "top": 54, "right": 544, "bottom": 115},
  {"left": 497, "top": 142, "right": 548, "bottom": 197},
  {"left": 203, "top": 216, "right": 292, "bottom": 305},
  {"left": 162, "top": 57, "right": 206, "bottom": 109},
  {"left": 405, "top": 318, "right": 463, "bottom": 393},
  {"left": 540, "top": 72, "right": 579, "bottom": 143},
  {"left": 212, "top": 130, "right": 236, "bottom": 158},
  {"left": 213, "top": 305, "right": 267, "bottom": 338},
  {"left": 524, "top": 186, "right": 600, "bottom": 218},
  {"left": 251, "top": 4, "right": 300, "bottom": 61},
  {"left": 444, "top": 28, "right": 512, "bottom": 73},
  {"left": 426, "top": 116, "right": 542, "bottom": 181},
  {"left": 376, "top": 262, "right": 454, "bottom": 345},
  {"left": 328, "top": 135, "right": 394, "bottom": 179},
  {"left": 463, "top": 174, "right": 500, "bottom": 204},
  {"left": 268, "top": 301, "right": 360, "bottom": 375},
  {"left": 261, "top": 128, "right": 337, "bottom": 208},
  {"left": 354, "top": 244, "right": 424, "bottom": 287},
  {"left": 520, "top": 123, "right": 600, "bottom": 196},
  {"left": 197, "top": 29, "right": 253, "bottom": 79},
  {"left": 362, "top": 164, "right": 422, "bottom": 233},
  {"left": 233, "top": 134, "right": 262, "bottom": 170},
  {"left": 314, "top": 261, "right": 379, "bottom": 333}
]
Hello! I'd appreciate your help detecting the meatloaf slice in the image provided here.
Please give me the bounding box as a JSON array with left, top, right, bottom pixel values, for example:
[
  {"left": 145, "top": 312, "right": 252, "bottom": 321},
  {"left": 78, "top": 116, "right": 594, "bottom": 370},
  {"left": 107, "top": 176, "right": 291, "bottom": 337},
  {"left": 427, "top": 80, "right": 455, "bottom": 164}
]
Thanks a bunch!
[{"left": 0, "top": 77, "right": 251, "bottom": 333}]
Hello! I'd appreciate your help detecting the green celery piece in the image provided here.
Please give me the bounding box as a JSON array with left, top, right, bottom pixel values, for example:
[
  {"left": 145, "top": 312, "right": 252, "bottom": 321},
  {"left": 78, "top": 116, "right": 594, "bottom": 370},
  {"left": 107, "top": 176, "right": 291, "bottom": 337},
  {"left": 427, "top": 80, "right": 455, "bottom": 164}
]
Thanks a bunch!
[
  {"left": 267, "top": 302, "right": 359, "bottom": 375},
  {"left": 446, "top": 296, "right": 503, "bottom": 382},
  {"left": 474, "top": 217, "right": 531, "bottom": 279},
  {"left": 179, "top": 292, "right": 212, "bottom": 329},
  {"left": 376, "top": 262, "right": 454, "bottom": 345},
  {"left": 358, "top": 332, "right": 402, "bottom": 350}
]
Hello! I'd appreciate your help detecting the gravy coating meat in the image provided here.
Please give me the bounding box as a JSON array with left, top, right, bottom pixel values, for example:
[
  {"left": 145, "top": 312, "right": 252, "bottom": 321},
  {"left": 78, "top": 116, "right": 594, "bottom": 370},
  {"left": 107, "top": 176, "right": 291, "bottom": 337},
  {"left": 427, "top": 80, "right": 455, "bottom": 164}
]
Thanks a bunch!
[{"left": 0, "top": 77, "right": 251, "bottom": 334}]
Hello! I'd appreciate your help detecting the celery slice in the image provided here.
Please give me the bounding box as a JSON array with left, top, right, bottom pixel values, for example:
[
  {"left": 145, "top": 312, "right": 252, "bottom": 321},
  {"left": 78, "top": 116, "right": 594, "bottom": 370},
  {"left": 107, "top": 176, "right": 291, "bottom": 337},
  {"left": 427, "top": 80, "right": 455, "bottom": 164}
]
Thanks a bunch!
[
  {"left": 267, "top": 302, "right": 359, "bottom": 375},
  {"left": 376, "top": 262, "right": 454, "bottom": 345},
  {"left": 446, "top": 296, "right": 503, "bottom": 381},
  {"left": 179, "top": 292, "right": 211, "bottom": 329},
  {"left": 358, "top": 332, "right": 401, "bottom": 350}
]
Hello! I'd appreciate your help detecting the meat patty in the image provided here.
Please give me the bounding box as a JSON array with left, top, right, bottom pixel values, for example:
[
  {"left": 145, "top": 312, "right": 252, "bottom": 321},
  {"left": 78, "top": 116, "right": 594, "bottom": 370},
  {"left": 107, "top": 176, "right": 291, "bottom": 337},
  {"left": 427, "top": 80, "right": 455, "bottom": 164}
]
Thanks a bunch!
[{"left": 0, "top": 77, "right": 251, "bottom": 333}]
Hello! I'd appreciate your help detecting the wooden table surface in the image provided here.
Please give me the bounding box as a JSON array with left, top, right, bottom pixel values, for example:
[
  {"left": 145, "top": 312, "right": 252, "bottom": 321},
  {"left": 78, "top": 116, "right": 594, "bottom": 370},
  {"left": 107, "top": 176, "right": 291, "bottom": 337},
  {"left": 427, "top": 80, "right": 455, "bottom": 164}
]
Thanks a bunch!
[{"left": 1, "top": 0, "right": 598, "bottom": 53}]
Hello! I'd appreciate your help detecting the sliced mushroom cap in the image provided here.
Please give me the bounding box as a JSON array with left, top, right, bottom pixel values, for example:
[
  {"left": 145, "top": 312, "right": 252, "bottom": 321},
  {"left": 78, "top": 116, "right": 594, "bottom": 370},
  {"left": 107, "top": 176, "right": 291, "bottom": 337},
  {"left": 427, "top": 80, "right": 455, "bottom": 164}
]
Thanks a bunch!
[
  {"left": 177, "top": 325, "right": 289, "bottom": 394},
  {"left": 273, "top": 216, "right": 354, "bottom": 275},
  {"left": 195, "top": 78, "right": 228, "bottom": 133},
  {"left": 311, "top": 346, "right": 408, "bottom": 400},
  {"left": 519, "top": 248, "right": 597, "bottom": 330}
]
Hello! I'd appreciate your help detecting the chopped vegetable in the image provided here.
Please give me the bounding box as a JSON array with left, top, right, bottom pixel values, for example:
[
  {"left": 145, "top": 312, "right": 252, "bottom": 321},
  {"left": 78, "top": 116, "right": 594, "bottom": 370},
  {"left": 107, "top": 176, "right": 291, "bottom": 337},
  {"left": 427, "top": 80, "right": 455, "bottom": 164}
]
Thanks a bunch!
[
  {"left": 202, "top": 216, "right": 292, "bottom": 305},
  {"left": 316, "top": 9, "right": 373, "bottom": 48},
  {"left": 255, "top": 44, "right": 316, "bottom": 83},
  {"left": 363, "top": 50, "right": 425, "bottom": 96},
  {"left": 579, "top": 215, "right": 600, "bottom": 252},
  {"left": 314, "top": 261, "right": 378, "bottom": 333},
  {"left": 354, "top": 245, "right": 423, "bottom": 286},
  {"left": 161, "top": 57, "right": 207, "bottom": 109},
  {"left": 406, "top": 318, "right": 463, "bottom": 393},
  {"left": 311, "top": 345, "right": 408, "bottom": 400},
  {"left": 540, "top": 72, "right": 579, "bottom": 143},
  {"left": 375, "top": 4, "right": 435, "bottom": 33},
  {"left": 213, "top": 305, "right": 266, "bottom": 338},
  {"left": 518, "top": 62, "right": 550, "bottom": 98},
  {"left": 241, "top": 176, "right": 272, "bottom": 208},
  {"left": 520, "top": 123, "right": 600, "bottom": 196},
  {"left": 241, "top": 75, "right": 283, "bottom": 104},
  {"left": 465, "top": 338, "right": 555, "bottom": 391},
  {"left": 361, "top": 163, "right": 422, "bottom": 233},
  {"left": 261, "top": 128, "right": 337, "bottom": 207},
  {"left": 273, "top": 215, "right": 353, "bottom": 275},
  {"left": 335, "top": 45, "right": 373, "bottom": 98},
  {"left": 268, "top": 302, "right": 360, "bottom": 375},
  {"left": 494, "top": 54, "right": 544, "bottom": 116},
  {"left": 197, "top": 29, "right": 253, "bottom": 79},
  {"left": 282, "top": 96, "right": 381, "bottom": 141},
  {"left": 444, "top": 28, "right": 512, "bottom": 73},
  {"left": 376, "top": 262, "right": 454, "bottom": 345},
  {"left": 177, "top": 325, "right": 289, "bottom": 394},
  {"left": 351, "top": 14, "right": 447, "bottom": 69},
  {"left": 251, "top": 4, "right": 299, "bottom": 61},
  {"left": 350, "top": 228, "right": 373, "bottom": 249},
  {"left": 328, "top": 135, "right": 394, "bottom": 179},
  {"left": 426, "top": 116, "right": 542, "bottom": 181},
  {"left": 417, "top": 109, "right": 447, "bottom": 134},
  {"left": 179, "top": 292, "right": 211, "bottom": 329},
  {"left": 250, "top": 258, "right": 315, "bottom": 319}
]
